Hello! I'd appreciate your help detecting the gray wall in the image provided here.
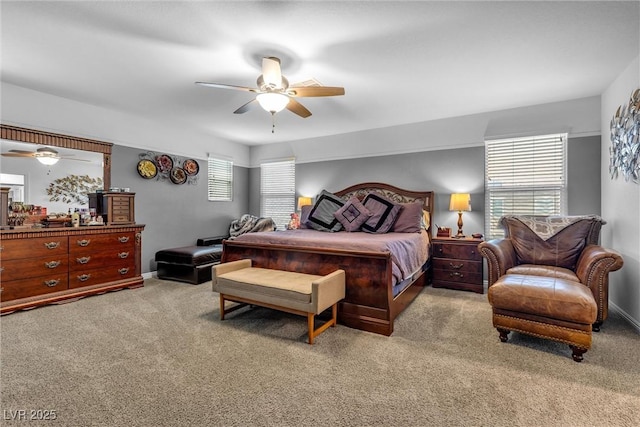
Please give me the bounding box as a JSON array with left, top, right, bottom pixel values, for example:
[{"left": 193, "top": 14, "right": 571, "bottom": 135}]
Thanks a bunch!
[
  {"left": 248, "top": 136, "right": 601, "bottom": 238},
  {"left": 111, "top": 145, "right": 249, "bottom": 273},
  {"left": 567, "top": 135, "right": 601, "bottom": 215}
]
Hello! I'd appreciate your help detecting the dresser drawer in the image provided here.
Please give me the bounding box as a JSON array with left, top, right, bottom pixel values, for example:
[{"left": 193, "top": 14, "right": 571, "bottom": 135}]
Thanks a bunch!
[
  {"left": 69, "top": 232, "right": 135, "bottom": 253},
  {"left": 1, "top": 237, "right": 68, "bottom": 260},
  {"left": 69, "top": 261, "right": 136, "bottom": 289},
  {"left": 1, "top": 255, "right": 69, "bottom": 281},
  {"left": 69, "top": 248, "right": 135, "bottom": 271},
  {"left": 433, "top": 242, "right": 481, "bottom": 261},
  {"left": 1, "top": 275, "right": 69, "bottom": 301}
]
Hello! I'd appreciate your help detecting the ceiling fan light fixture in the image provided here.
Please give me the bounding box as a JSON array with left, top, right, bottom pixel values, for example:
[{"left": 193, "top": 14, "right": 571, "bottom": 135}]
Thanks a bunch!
[
  {"left": 36, "top": 155, "right": 59, "bottom": 165},
  {"left": 256, "top": 92, "right": 289, "bottom": 113}
]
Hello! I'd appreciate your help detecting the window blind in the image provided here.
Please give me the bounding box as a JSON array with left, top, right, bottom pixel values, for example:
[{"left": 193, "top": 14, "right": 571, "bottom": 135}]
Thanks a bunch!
[
  {"left": 260, "top": 159, "right": 295, "bottom": 230},
  {"left": 485, "top": 133, "right": 567, "bottom": 239},
  {"left": 207, "top": 158, "right": 233, "bottom": 201}
]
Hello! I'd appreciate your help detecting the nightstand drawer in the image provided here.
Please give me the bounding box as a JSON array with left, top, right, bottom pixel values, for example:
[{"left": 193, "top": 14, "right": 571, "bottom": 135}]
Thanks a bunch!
[
  {"left": 433, "top": 242, "right": 481, "bottom": 261},
  {"left": 433, "top": 268, "right": 483, "bottom": 284},
  {"left": 432, "top": 258, "right": 482, "bottom": 274}
]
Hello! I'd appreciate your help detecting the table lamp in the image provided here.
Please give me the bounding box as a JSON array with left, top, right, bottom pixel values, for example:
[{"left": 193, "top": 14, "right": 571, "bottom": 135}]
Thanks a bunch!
[
  {"left": 449, "top": 193, "right": 471, "bottom": 238},
  {"left": 297, "top": 196, "right": 312, "bottom": 211}
]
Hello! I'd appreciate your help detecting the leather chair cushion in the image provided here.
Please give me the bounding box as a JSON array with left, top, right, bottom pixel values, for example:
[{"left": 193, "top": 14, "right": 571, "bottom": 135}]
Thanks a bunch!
[
  {"left": 488, "top": 274, "right": 597, "bottom": 324},
  {"left": 501, "top": 217, "right": 595, "bottom": 270},
  {"left": 507, "top": 264, "right": 578, "bottom": 282}
]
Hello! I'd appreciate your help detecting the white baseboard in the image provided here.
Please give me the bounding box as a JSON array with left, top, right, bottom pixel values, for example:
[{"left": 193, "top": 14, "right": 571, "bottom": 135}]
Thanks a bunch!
[
  {"left": 610, "top": 301, "right": 640, "bottom": 334},
  {"left": 142, "top": 271, "right": 156, "bottom": 280}
]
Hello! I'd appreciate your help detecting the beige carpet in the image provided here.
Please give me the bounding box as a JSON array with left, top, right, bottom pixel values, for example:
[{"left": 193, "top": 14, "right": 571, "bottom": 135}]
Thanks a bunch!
[{"left": 1, "top": 278, "right": 638, "bottom": 427}]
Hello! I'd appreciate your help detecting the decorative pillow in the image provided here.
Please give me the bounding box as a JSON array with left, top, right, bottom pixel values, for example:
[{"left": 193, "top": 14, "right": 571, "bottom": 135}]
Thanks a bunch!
[
  {"left": 500, "top": 216, "right": 600, "bottom": 270},
  {"left": 361, "top": 192, "right": 403, "bottom": 234},
  {"left": 307, "top": 190, "right": 344, "bottom": 232},
  {"left": 391, "top": 202, "right": 423, "bottom": 233},
  {"left": 422, "top": 210, "right": 431, "bottom": 231},
  {"left": 299, "top": 204, "right": 313, "bottom": 229},
  {"left": 333, "top": 197, "right": 372, "bottom": 232}
]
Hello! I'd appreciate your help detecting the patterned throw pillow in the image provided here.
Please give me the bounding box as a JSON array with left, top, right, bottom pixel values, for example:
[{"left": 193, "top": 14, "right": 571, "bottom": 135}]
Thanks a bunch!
[
  {"left": 307, "top": 190, "right": 344, "bottom": 232},
  {"left": 333, "top": 197, "right": 372, "bottom": 232},
  {"left": 361, "top": 192, "right": 403, "bottom": 234}
]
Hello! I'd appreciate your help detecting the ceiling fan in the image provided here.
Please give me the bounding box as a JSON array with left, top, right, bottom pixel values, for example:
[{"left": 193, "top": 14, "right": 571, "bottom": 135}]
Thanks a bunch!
[
  {"left": 196, "top": 56, "right": 345, "bottom": 130},
  {"left": 1, "top": 147, "right": 88, "bottom": 165}
]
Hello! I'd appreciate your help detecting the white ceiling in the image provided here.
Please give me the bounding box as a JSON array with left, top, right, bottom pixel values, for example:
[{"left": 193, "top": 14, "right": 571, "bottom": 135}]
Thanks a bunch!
[{"left": 1, "top": 1, "right": 639, "bottom": 147}]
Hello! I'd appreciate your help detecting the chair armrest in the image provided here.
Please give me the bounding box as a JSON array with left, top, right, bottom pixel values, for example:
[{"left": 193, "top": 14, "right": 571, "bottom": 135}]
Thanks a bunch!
[
  {"left": 197, "top": 235, "right": 228, "bottom": 246},
  {"left": 575, "top": 245, "right": 623, "bottom": 323},
  {"left": 478, "top": 239, "right": 517, "bottom": 286},
  {"left": 312, "top": 270, "right": 346, "bottom": 314},
  {"left": 211, "top": 259, "right": 252, "bottom": 291}
]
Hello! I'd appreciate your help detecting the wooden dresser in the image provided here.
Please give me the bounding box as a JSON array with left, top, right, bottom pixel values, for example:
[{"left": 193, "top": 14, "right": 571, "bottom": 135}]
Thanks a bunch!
[
  {"left": 432, "top": 237, "right": 484, "bottom": 294},
  {"left": 0, "top": 225, "right": 144, "bottom": 314}
]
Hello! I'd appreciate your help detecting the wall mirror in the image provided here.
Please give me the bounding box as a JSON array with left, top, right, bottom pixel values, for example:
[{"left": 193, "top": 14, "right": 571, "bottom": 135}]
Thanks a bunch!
[{"left": 0, "top": 124, "right": 112, "bottom": 215}]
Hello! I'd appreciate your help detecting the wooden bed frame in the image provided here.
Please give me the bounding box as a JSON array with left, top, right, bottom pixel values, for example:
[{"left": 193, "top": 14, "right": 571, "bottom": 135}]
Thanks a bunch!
[{"left": 221, "top": 182, "right": 435, "bottom": 336}]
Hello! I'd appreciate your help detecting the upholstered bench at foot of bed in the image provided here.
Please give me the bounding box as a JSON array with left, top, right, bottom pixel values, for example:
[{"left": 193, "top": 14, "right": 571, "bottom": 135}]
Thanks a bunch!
[
  {"left": 212, "top": 259, "right": 346, "bottom": 344},
  {"left": 155, "top": 245, "right": 223, "bottom": 284}
]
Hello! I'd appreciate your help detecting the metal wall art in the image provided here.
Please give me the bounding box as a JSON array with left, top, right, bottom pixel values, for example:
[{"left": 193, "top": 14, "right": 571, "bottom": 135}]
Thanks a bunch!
[
  {"left": 609, "top": 88, "right": 640, "bottom": 183},
  {"left": 136, "top": 151, "right": 199, "bottom": 185}
]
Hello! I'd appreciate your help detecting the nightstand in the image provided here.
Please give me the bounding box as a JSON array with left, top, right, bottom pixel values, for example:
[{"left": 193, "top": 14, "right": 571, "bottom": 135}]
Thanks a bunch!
[{"left": 432, "top": 237, "right": 484, "bottom": 293}]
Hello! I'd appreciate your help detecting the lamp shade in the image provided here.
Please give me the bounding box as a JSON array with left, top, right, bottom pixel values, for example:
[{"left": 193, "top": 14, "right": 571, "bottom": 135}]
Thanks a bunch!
[
  {"left": 256, "top": 93, "right": 290, "bottom": 113},
  {"left": 449, "top": 193, "right": 471, "bottom": 212},
  {"left": 297, "top": 196, "right": 312, "bottom": 210}
]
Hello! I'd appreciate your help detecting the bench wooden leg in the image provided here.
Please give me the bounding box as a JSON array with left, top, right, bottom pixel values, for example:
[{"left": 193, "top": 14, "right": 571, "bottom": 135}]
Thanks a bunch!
[{"left": 307, "top": 303, "right": 339, "bottom": 345}]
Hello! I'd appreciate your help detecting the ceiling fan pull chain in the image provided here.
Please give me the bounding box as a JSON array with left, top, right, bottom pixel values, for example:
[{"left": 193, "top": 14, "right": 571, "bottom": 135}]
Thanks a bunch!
[{"left": 271, "top": 112, "right": 276, "bottom": 133}]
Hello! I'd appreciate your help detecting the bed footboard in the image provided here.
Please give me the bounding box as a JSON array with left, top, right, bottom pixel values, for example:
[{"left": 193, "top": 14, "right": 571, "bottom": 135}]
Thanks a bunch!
[{"left": 222, "top": 240, "right": 426, "bottom": 335}]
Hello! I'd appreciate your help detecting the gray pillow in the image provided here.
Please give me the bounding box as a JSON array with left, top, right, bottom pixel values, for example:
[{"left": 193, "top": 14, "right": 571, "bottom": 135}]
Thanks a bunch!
[
  {"left": 299, "top": 204, "right": 312, "bottom": 229},
  {"left": 391, "top": 202, "right": 423, "bottom": 233},
  {"left": 361, "top": 192, "right": 402, "bottom": 233},
  {"left": 334, "top": 197, "right": 372, "bottom": 232},
  {"left": 307, "top": 190, "right": 344, "bottom": 232}
]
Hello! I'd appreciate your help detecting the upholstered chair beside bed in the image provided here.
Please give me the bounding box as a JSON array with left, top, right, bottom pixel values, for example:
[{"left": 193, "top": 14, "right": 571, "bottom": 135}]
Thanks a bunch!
[{"left": 478, "top": 215, "right": 623, "bottom": 361}]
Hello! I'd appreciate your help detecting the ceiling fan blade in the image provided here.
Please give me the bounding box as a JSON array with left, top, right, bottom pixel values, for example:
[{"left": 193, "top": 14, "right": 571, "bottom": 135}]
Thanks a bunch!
[
  {"left": 195, "top": 82, "right": 259, "bottom": 93},
  {"left": 234, "top": 99, "right": 258, "bottom": 114},
  {"left": 2, "top": 152, "right": 34, "bottom": 157},
  {"left": 262, "top": 57, "right": 282, "bottom": 88},
  {"left": 287, "top": 86, "right": 345, "bottom": 97},
  {"left": 286, "top": 99, "right": 312, "bottom": 118}
]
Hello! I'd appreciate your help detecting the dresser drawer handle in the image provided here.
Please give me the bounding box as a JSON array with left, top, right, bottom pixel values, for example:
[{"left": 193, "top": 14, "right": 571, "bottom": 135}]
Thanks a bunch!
[
  {"left": 0, "top": 267, "right": 4, "bottom": 273},
  {"left": 118, "top": 252, "right": 129, "bottom": 259},
  {"left": 77, "top": 256, "right": 91, "bottom": 264},
  {"left": 44, "top": 241, "right": 61, "bottom": 250},
  {"left": 77, "top": 239, "right": 91, "bottom": 247},
  {"left": 77, "top": 274, "right": 91, "bottom": 282},
  {"left": 118, "top": 236, "right": 130, "bottom": 243},
  {"left": 44, "top": 279, "right": 60, "bottom": 287},
  {"left": 118, "top": 267, "right": 130, "bottom": 275},
  {"left": 45, "top": 260, "right": 62, "bottom": 269},
  {"left": 449, "top": 262, "right": 464, "bottom": 270},
  {"left": 449, "top": 272, "right": 464, "bottom": 278}
]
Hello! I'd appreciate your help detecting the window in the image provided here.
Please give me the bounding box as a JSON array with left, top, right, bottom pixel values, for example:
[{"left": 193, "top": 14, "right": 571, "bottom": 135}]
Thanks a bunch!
[
  {"left": 207, "top": 157, "right": 233, "bottom": 201},
  {"left": 485, "top": 133, "right": 567, "bottom": 239},
  {"left": 260, "top": 159, "right": 295, "bottom": 230}
]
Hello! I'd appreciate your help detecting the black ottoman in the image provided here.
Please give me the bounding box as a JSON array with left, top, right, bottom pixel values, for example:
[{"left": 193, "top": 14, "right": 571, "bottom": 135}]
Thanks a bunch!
[{"left": 155, "top": 245, "right": 223, "bottom": 284}]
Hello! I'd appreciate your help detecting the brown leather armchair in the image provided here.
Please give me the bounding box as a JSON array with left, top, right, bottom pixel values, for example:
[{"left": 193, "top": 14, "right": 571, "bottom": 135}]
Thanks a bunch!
[{"left": 478, "top": 215, "right": 623, "bottom": 361}]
